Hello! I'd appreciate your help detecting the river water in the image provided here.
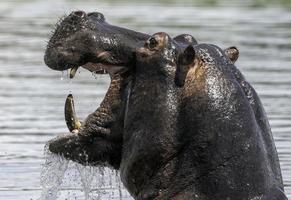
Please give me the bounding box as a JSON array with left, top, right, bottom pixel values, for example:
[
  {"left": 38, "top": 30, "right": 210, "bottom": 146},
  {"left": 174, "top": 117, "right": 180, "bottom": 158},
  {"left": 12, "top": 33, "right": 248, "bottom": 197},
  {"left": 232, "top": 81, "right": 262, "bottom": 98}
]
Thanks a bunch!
[{"left": 0, "top": 0, "right": 291, "bottom": 199}]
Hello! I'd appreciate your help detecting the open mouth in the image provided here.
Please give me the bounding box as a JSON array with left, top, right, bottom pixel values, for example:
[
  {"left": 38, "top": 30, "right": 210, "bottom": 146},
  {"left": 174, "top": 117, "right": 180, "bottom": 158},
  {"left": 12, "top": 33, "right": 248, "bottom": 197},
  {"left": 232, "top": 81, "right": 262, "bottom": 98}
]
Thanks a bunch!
[
  {"left": 64, "top": 60, "right": 125, "bottom": 134},
  {"left": 69, "top": 62, "right": 125, "bottom": 79},
  {"left": 68, "top": 51, "right": 125, "bottom": 79},
  {"left": 69, "top": 63, "right": 108, "bottom": 79}
]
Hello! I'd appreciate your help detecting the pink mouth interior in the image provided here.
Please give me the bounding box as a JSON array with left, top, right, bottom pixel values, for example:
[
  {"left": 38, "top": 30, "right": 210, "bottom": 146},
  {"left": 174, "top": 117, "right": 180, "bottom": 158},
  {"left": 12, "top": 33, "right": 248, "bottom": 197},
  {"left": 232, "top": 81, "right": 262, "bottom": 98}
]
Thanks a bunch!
[{"left": 82, "top": 62, "right": 125, "bottom": 76}]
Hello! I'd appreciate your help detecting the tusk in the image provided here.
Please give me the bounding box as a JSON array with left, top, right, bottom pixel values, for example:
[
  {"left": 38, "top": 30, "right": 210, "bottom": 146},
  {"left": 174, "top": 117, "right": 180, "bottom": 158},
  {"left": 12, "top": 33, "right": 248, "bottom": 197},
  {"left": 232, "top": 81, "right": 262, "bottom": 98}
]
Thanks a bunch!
[
  {"left": 65, "top": 94, "right": 81, "bottom": 132},
  {"left": 69, "top": 66, "right": 79, "bottom": 79}
]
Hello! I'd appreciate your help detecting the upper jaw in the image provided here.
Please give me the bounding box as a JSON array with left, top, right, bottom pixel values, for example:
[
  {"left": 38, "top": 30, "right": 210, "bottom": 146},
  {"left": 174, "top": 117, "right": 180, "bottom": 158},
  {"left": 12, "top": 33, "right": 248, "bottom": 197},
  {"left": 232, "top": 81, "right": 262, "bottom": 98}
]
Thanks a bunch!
[
  {"left": 45, "top": 10, "right": 139, "bottom": 75},
  {"left": 44, "top": 11, "right": 106, "bottom": 71},
  {"left": 44, "top": 46, "right": 128, "bottom": 78}
]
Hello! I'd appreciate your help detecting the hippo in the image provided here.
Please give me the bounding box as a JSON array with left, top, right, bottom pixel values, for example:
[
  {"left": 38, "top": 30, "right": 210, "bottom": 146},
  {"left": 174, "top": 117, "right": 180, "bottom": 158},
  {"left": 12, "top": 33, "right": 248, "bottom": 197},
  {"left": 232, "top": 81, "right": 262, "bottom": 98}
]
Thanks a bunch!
[
  {"left": 173, "top": 42, "right": 287, "bottom": 199},
  {"left": 116, "top": 32, "right": 287, "bottom": 199},
  {"left": 44, "top": 11, "right": 287, "bottom": 199},
  {"left": 45, "top": 11, "right": 197, "bottom": 169}
]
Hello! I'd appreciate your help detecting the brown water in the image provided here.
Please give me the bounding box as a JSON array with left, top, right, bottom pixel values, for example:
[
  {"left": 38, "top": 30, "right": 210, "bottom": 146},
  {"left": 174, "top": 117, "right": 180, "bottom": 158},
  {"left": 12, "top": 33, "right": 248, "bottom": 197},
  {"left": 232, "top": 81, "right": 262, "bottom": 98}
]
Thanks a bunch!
[{"left": 0, "top": 0, "right": 291, "bottom": 199}]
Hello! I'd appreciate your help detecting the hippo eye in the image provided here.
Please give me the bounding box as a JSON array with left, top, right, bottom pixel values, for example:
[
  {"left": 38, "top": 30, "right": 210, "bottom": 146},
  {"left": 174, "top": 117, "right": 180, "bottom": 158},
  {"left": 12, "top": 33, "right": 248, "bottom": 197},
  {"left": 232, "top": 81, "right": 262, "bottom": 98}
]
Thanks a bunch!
[{"left": 148, "top": 37, "right": 158, "bottom": 50}]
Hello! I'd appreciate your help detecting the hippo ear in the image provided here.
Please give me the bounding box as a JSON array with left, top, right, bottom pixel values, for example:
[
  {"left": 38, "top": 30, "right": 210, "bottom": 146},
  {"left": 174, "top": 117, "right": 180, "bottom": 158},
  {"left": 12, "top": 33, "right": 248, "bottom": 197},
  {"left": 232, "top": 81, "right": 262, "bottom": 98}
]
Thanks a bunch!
[
  {"left": 224, "top": 46, "right": 239, "bottom": 63},
  {"left": 175, "top": 45, "right": 196, "bottom": 87}
]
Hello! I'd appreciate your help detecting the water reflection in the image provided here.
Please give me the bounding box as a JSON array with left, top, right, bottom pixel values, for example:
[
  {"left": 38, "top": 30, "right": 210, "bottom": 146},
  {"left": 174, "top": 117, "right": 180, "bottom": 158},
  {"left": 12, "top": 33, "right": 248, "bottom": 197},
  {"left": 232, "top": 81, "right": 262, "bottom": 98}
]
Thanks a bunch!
[{"left": 0, "top": 0, "right": 290, "bottom": 199}]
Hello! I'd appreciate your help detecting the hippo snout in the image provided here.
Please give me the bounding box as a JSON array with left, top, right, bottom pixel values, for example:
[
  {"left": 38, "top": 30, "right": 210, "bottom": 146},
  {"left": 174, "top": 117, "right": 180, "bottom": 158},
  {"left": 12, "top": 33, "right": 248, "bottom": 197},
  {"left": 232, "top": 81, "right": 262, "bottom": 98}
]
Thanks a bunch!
[
  {"left": 44, "top": 45, "right": 83, "bottom": 71},
  {"left": 44, "top": 47, "right": 63, "bottom": 71}
]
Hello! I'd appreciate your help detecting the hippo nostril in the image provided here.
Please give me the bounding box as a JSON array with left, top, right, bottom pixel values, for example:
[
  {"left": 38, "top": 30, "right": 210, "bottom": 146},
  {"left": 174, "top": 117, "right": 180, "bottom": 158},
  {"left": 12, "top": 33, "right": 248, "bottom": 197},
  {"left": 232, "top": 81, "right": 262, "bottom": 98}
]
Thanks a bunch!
[
  {"left": 73, "top": 10, "right": 86, "bottom": 18},
  {"left": 87, "top": 12, "right": 105, "bottom": 21}
]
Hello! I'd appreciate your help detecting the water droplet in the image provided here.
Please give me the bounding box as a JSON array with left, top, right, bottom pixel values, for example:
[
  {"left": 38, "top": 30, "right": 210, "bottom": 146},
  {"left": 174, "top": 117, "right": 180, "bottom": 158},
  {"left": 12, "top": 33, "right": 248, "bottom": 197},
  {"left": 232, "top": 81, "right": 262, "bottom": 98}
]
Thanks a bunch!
[
  {"left": 66, "top": 70, "right": 69, "bottom": 79},
  {"left": 61, "top": 71, "right": 64, "bottom": 81}
]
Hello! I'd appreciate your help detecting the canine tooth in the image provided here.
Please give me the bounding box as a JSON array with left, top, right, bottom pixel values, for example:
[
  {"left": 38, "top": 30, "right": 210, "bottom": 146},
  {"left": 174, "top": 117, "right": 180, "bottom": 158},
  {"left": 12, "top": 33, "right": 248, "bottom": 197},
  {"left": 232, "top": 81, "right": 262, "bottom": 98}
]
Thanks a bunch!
[
  {"left": 69, "top": 67, "right": 79, "bottom": 79},
  {"left": 65, "top": 94, "right": 81, "bottom": 132}
]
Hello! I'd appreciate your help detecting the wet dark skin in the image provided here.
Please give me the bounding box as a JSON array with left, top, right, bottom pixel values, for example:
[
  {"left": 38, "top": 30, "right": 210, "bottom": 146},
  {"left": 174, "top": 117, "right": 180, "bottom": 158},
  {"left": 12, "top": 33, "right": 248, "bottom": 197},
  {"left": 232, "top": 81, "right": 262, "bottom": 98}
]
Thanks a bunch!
[
  {"left": 116, "top": 33, "right": 287, "bottom": 199},
  {"left": 224, "top": 46, "right": 284, "bottom": 194},
  {"left": 121, "top": 33, "right": 184, "bottom": 199},
  {"left": 174, "top": 43, "right": 287, "bottom": 199},
  {"left": 177, "top": 47, "right": 283, "bottom": 191},
  {"left": 44, "top": 11, "right": 286, "bottom": 199},
  {"left": 45, "top": 11, "right": 197, "bottom": 169}
]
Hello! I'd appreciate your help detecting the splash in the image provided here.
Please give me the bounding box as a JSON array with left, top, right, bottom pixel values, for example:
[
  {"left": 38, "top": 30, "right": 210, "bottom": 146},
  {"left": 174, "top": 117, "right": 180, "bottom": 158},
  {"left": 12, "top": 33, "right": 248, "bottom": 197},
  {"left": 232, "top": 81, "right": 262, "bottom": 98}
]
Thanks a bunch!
[
  {"left": 76, "top": 164, "right": 94, "bottom": 200},
  {"left": 38, "top": 145, "right": 69, "bottom": 200},
  {"left": 39, "top": 145, "right": 132, "bottom": 200}
]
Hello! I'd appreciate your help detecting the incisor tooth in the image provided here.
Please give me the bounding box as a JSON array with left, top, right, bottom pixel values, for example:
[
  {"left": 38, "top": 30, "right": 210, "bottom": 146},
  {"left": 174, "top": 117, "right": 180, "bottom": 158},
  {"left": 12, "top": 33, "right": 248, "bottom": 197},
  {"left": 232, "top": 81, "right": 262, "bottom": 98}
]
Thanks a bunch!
[{"left": 69, "top": 67, "right": 79, "bottom": 79}]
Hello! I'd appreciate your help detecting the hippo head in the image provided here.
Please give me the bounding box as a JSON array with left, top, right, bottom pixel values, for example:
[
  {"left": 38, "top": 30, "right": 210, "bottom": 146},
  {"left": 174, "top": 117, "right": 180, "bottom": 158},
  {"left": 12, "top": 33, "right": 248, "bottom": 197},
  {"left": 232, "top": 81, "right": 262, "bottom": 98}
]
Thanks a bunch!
[
  {"left": 44, "top": 11, "right": 198, "bottom": 168},
  {"left": 44, "top": 10, "right": 149, "bottom": 75}
]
